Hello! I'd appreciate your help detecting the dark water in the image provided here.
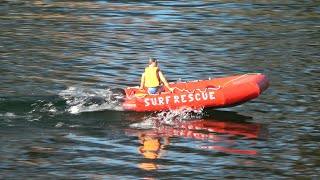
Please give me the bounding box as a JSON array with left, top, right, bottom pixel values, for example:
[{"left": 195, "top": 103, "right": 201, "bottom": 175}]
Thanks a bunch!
[{"left": 1, "top": 0, "right": 319, "bottom": 179}]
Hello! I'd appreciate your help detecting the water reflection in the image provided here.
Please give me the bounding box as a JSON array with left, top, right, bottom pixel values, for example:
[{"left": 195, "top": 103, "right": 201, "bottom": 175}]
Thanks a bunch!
[
  {"left": 138, "top": 132, "right": 169, "bottom": 160},
  {"left": 137, "top": 132, "right": 169, "bottom": 171},
  {"left": 126, "top": 110, "right": 268, "bottom": 170}
]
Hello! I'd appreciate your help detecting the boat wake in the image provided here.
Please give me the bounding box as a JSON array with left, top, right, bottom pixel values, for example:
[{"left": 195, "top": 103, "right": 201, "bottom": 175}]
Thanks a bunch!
[{"left": 59, "top": 87, "right": 125, "bottom": 114}]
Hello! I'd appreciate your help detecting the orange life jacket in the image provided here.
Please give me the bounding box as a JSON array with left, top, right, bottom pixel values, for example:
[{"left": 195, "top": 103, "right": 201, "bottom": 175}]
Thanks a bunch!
[{"left": 144, "top": 67, "right": 160, "bottom": 87}]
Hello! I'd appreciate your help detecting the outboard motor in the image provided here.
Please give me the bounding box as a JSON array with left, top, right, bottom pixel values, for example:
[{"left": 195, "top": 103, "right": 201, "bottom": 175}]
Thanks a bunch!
[{"left": 110, "top": 88, "right": 126, "bottom": 103}]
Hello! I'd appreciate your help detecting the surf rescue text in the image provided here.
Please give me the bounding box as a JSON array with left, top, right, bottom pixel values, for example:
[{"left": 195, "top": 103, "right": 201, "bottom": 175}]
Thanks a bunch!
[{"left": 144, "top": 91, "right": 215, "bottom": 106}]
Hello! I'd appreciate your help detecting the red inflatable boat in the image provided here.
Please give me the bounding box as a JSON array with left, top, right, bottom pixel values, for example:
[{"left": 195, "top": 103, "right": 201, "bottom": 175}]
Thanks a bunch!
[{"left": 123, "top": 73, "right": 269, "bottom": 112}]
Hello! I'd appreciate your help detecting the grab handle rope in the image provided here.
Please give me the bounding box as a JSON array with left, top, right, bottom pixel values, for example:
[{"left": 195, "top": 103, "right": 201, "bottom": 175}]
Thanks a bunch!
[
  {"left": 134, "top": 86, "right": 221, "bottom": 98},
  {"left": 172, "top": 86, "right": 221, "bottom": 94},
  {"left": 221, "top": 73, "right": 260, "bottom": 88}
]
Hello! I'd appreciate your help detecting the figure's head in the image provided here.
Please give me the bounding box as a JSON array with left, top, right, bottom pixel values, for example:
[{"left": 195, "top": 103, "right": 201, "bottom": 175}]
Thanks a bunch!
[{"left": 148, "top": 58, "right": 158, "bottom": 67}]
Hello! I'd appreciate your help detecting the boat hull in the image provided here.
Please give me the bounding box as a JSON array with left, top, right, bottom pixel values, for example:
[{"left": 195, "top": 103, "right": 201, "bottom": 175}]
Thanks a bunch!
[{"left": 123, "top": 73, "right": 269, "bottom": 112}]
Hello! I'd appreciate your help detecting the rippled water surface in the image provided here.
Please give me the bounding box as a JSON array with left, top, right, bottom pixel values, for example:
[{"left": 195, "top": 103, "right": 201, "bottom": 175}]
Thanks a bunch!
[{"left": 1, "top": 0, "right": 319, "bottom": 179}]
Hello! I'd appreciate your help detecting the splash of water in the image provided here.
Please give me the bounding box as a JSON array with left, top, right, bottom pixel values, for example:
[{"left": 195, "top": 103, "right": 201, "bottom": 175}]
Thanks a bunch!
[
  {"left": 156, "top": 107, "right": 204, "bottom": 124},
  {"left": 30, "top": 100, "right": 57, "bottom": 114},
  {"left": 129, "top": 107, "right": 204, "bottom": 129},
  {"left": 59, "top": 87, "right": 125, "bottom": 114}
]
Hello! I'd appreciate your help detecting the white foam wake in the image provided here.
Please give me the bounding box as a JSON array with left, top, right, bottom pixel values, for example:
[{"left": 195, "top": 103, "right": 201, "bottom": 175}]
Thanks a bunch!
[{"left": 59, "top": 87, "right": 124, "bottom": 114}]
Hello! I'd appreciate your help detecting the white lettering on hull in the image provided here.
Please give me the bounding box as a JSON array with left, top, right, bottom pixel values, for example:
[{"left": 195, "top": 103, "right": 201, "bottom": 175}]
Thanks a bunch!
[{"left": 143, "top": 91, "right": 215, "bottom": 107}]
